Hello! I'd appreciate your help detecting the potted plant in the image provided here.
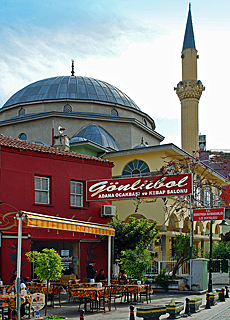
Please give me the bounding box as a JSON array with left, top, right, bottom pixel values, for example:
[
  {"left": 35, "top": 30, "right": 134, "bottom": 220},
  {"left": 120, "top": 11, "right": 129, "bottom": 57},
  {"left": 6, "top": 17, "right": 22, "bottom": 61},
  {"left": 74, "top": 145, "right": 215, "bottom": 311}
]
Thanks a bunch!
[
  {"left": 40, "top": 316, "right": 66, "bottom": 320},
  {"left": 166, "top": 298, "right": 184, "bottom": 319},
  {"left": 189, "top": 297, "right": 202, "bottom": 313},
  {"left": 137, "top": 305, "right": 167, "bottom": 319},
  {"left": 209, "top": 292, "right": 218, "bottom": 306},
  {"left": 26, "top": 248, "right": 64, "bottom": 316},
  {"left": 154, "top": 269, "right": 169, "bottom": 292}
]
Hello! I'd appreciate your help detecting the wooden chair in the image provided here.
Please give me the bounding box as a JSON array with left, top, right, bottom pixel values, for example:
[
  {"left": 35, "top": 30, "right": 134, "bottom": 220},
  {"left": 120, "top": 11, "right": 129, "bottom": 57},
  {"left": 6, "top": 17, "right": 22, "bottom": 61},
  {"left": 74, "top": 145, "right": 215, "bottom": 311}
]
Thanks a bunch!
[
  {"left": 139, "top": 283, "right": 152, "bottom": 303},
  {"left": 77, "top": 289, "right": 97, "bottom": 313},
  {"left": 0, "top": 306, "right": 8, "bottom": 320},
  {"left": 49, "top": 285, "right": 62, "bottom": 307},
  {"left": 99, "top": 286, "right": 117, "bottom": 312}
]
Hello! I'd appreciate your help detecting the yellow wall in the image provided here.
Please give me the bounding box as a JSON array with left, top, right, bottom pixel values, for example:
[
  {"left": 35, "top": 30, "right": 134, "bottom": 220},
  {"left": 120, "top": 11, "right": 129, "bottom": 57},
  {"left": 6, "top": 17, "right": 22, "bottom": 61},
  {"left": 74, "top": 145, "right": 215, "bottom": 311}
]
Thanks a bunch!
[{"left": 104, "top": 147, "right": 225, "bottom": 260}]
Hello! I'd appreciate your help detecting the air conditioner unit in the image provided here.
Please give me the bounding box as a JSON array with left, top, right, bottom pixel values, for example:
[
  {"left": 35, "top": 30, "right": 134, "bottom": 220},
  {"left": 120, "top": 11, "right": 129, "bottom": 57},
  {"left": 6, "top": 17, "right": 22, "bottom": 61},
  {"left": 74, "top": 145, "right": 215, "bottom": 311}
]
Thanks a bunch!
[{"left": 101, "top": 205, "right": 116, "bottom": 217}]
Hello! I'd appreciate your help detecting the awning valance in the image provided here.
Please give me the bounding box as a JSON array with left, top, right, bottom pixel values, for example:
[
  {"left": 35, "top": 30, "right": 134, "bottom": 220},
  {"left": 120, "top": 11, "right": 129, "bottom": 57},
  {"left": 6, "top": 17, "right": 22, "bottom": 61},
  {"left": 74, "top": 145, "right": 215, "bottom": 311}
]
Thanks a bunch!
[{"left": 16, "top": 211, "right": 115, "bottom": 237}]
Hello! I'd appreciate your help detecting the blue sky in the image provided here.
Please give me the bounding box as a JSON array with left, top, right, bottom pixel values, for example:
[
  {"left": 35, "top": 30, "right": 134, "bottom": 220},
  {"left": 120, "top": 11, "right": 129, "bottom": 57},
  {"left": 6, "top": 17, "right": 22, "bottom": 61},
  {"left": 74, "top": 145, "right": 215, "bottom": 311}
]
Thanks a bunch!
[{"left": 0, "top": 0, "right": 230, "bottom": 150}]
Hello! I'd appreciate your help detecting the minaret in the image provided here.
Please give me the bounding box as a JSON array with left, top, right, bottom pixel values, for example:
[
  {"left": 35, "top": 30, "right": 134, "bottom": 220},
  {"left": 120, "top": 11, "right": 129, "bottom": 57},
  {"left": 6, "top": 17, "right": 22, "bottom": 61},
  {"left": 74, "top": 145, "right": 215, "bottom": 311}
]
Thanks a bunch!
[{"left": 175, "top": 4, "right": 205, "bottom": 155}]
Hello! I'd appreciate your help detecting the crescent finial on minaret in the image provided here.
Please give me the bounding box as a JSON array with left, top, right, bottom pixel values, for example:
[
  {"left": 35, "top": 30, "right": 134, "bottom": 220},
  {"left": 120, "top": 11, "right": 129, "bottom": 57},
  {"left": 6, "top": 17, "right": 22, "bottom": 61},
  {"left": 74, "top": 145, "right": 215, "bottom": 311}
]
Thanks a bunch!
[{"left": 71, "top": 60, "right": 75, "bottom": 76}]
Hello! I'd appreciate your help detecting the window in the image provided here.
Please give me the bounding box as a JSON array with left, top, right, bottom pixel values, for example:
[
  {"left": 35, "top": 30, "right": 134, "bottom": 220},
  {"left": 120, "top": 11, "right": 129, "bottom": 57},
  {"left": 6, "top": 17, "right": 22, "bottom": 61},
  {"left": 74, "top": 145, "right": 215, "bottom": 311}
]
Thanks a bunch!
[
  {"left": 35, "top": 176, "right": 50, "bottom": 204},
  {"left": 213, "top": 187, "right": 220, "bottom": 207},
  {"left": 122, "top": 159, "right": 150, "bottom": 177},
  {"left": 194, "top": 175, "right": 201, "bottom": 206},
  {"left": 18, "top": 133, "right": 27, "bottom": 140},
  {"left": 63, "top": 104, "right": 72, "bottom": 112},
  {"left": 18, "top": 108, "right": 25, "bottom": 116},
  {"left": 70, "top": 181, "right": 83, "bottom": 207},
  {"left": 111, "top": 108, "right": 118, "bottom": 116}
]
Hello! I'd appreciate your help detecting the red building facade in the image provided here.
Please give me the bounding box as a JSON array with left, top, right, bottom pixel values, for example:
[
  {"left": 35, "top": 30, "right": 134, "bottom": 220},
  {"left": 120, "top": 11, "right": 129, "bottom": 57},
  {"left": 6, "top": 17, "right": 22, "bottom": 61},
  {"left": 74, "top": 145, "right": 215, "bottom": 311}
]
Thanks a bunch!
[{"left": 0, "top": 135, "right": 113, "bottom": 284}]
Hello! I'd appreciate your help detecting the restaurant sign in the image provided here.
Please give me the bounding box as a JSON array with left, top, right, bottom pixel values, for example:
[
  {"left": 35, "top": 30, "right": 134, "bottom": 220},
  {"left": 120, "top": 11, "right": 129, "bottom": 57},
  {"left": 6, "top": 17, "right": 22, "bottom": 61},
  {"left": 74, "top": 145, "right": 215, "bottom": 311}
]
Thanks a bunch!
[
  {"left": 193, "top": 208, "right": 225, "bottom": 221},
  {"left": 31, "top": 293, "right": 46, "bottom": 311},
  {"left": 86, "top": 173, "right": 193, "bottom": 201}
]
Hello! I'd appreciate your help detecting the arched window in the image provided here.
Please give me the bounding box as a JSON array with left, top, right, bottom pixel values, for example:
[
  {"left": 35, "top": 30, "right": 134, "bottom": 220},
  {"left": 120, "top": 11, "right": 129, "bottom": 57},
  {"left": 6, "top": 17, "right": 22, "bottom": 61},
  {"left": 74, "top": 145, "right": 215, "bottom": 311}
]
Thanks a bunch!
[
  {"left": 122, "top": 159, "right": 150, "bottom": 177},
  {"left": 111, "top": 108, "right": 118, "bottom": 116},
  {"left": 18, "top": 108, "right": 25, "bottom": 116},
  {"left": 63, "top": 104, "right": 72, "bottom": 112},
  {"left": 18, "top": 133, "right": 27, "bottom": 140},
  {"left": 194, "top": 175, "right": 201, "bottom": 206}
]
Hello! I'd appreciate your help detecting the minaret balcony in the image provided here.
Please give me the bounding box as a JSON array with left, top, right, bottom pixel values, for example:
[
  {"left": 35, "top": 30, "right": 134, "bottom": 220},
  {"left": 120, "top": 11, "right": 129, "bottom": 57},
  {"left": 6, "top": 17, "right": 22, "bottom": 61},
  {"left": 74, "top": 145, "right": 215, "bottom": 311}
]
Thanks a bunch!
[{"left": 174, "top": 80, "right": 205, "bottom": 101}]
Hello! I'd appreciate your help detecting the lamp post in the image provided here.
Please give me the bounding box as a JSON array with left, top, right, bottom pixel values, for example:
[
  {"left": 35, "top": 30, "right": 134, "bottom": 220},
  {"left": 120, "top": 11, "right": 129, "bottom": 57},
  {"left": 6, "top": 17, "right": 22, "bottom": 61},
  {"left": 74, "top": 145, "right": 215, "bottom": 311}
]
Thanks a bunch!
[
  {"left": 208, "top": 219, "right": 228, "bottom": 293},
  {"left": 208, "top": 220, "right": 213, "bottom": 293}
]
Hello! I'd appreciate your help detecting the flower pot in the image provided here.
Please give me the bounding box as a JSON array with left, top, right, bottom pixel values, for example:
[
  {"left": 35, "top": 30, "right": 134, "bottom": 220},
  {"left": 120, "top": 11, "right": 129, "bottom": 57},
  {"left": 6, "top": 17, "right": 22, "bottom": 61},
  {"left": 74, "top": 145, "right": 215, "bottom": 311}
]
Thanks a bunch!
[
  {"left": 189, "top": 297, "right": 202, "bottom": 313},
  {"left": 216, "top": 288, "right": 225, "bottom": 301},
  {"left": 209, "top": 292, "right": 218, "bottom": 306},
  {"left": 166, "top": 302, "right": 184, "bottom": 319},
  {"left": 40, "top": 317, "right": 67, "bottom": 320},
  {"left": 136, "top": 306, "right": 166, "bottom": 319}
]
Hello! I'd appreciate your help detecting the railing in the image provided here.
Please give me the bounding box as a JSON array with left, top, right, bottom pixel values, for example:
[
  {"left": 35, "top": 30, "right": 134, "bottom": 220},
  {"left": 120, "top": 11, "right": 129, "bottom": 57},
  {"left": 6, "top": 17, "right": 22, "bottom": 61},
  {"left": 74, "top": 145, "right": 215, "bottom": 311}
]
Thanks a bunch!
[
  {"left": 208, "top": 259, "right": 230, "bottom": 273},
  {"left": 146, "top": 259, "right": 230, "bottom": 281},
  {"left": 146, "top": 260, "right": 190, "bottom": 276}
]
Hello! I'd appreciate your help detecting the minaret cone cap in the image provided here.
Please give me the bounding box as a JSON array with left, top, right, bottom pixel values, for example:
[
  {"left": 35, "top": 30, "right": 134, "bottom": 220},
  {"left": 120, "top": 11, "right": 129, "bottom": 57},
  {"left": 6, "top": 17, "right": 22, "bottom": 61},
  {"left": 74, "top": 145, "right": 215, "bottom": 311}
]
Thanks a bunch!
[{"left": 182, "top": 4, "right": 196, "bottom": 50}]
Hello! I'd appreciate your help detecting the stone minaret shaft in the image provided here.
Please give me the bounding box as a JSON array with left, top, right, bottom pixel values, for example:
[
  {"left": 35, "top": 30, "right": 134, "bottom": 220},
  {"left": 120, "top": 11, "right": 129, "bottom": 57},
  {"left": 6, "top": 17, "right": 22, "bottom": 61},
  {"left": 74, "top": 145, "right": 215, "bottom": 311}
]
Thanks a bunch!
[{"left": 175, "top": 4, "right": 205, "bottom": 155}]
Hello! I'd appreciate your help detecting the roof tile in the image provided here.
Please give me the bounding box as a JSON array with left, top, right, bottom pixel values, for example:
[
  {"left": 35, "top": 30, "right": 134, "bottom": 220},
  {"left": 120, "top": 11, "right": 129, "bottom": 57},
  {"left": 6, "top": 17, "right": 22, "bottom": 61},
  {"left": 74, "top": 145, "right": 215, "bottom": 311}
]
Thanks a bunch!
[{"left": 0, "top": 135, "right": 112, "bottom": 164}]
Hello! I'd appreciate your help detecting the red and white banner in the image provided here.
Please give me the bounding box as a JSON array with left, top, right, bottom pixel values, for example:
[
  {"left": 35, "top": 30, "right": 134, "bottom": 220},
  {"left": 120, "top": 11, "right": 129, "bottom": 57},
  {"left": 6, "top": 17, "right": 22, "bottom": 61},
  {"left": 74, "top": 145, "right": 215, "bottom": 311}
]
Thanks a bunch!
[
  {"left": 193, "top": 208, "right": 225, "bottom": 221},
  {"left": 86, "top": 173, "right": 193, "bottom": 201}
]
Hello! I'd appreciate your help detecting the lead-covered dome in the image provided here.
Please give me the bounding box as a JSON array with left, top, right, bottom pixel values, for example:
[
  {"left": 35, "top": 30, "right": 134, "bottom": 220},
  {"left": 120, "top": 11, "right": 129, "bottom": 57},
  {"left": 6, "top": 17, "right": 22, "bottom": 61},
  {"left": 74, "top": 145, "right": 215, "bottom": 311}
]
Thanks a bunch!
[
  {"left": 2, "top": 76, "right": 140, "bottom": 110},
  {"left": 71, "top": 124, "right": 120, "bottom": 151}
]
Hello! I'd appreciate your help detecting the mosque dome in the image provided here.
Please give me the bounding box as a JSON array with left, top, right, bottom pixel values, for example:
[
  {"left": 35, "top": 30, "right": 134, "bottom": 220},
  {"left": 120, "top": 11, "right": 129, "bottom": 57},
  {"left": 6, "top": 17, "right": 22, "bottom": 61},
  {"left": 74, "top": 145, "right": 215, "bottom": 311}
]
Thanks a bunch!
[
  {"left": 71, "top": 124, "right": 120, "bottom": 151},
  {"left": 2, "top": 76, "right": 140, "bottom": 110}
]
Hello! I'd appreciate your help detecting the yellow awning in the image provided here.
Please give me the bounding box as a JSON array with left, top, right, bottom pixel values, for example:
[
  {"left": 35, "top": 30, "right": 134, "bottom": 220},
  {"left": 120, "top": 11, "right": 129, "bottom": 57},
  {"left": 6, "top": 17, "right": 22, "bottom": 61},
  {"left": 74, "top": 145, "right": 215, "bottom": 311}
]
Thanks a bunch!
[{"left": 17, "top": 211, "right": 115, "bottom": 237}]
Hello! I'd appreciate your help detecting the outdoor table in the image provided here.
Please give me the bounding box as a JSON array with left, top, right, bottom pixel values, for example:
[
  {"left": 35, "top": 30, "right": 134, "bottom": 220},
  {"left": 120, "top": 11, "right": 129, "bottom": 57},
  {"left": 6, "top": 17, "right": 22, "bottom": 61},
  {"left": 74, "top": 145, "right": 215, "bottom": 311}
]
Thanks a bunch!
[
  {"left": 71, "top": 287, "right": 104, "bottom": 312},
  {"left": 113, "top": 284, "right": 149, "bottom": 303},
  {"left": 28, "top": 285, "right": 63, "bottom": 295},
  {"left": 27, "top": 284, "right": 64, "bottom": 308},
  {"left": 0, "top": 294, "right": 31, "bottom": 320},
  {"left": 66, "top": 284, "right": 81, "bottom": 301},
  {"left": 80, "top": 283, "right": 98, "bottom": 288}
]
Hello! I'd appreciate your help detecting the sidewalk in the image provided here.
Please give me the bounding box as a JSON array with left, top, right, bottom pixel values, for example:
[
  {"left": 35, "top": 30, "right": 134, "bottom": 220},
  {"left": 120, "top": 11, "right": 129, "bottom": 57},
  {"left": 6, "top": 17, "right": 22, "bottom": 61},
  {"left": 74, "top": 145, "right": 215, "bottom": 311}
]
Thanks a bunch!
[{"left": 34, "top": 286, "right": 230, "bottom": 320}]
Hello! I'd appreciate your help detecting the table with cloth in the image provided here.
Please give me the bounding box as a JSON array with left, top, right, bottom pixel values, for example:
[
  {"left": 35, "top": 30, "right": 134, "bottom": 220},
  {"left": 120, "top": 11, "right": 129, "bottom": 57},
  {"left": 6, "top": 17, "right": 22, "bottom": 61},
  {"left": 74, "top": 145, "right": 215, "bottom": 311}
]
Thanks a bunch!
[
  {"left": 0, "top": 294, "right": 31, "bottom": 319},
  {"left": 113, "top": 284, "right": 152, "bottom": 303},
  {"left": 28, "top": 285, "right": 63, "bottom": 295},
  {"left": 66, "top": 283, "right": 97, "bottom": 301},
  {"left": 70, "top": 287, "right": 104, "bottom": 312},
  {"left": 27, "top": 285, "right": 64, "bottom": 307}
]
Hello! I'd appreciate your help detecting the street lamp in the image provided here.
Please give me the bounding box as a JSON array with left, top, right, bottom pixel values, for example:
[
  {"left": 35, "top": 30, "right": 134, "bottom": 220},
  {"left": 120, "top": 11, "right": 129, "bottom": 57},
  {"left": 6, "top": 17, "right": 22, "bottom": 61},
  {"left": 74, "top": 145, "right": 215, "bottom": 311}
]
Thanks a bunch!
[
  {"left": 208, "top": 219, "right": 228, "bottom": 293},
  {"left": 219, "top": 220, "right": 228, "bottom": 226}
]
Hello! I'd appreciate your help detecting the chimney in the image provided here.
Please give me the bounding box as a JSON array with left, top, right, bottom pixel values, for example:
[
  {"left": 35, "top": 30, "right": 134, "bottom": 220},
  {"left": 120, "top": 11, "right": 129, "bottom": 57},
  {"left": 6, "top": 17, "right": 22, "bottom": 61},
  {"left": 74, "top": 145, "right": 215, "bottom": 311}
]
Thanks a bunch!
[{"left": 53, "top": 134, "right": 70, "bottom": 151}]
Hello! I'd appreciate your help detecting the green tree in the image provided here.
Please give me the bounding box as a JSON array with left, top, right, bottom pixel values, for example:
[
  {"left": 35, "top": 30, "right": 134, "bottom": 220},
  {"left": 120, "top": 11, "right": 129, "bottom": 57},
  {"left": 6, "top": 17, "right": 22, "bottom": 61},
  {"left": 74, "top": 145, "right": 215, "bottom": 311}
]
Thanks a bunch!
[
  {"left": 26, "top": 248, "right": 64, "bottom": 315},
  {"left": 108, "top": 214, "right": 158, "bottom": 258},
  {"left": 210, "top": 241, "right": 230, "bottom": 259},
  {"left": 120, "top": 244, "right": 151, "bottom": 283},
  {"left": 171, "top": 233, "right": 200, "bottom": 277}
]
